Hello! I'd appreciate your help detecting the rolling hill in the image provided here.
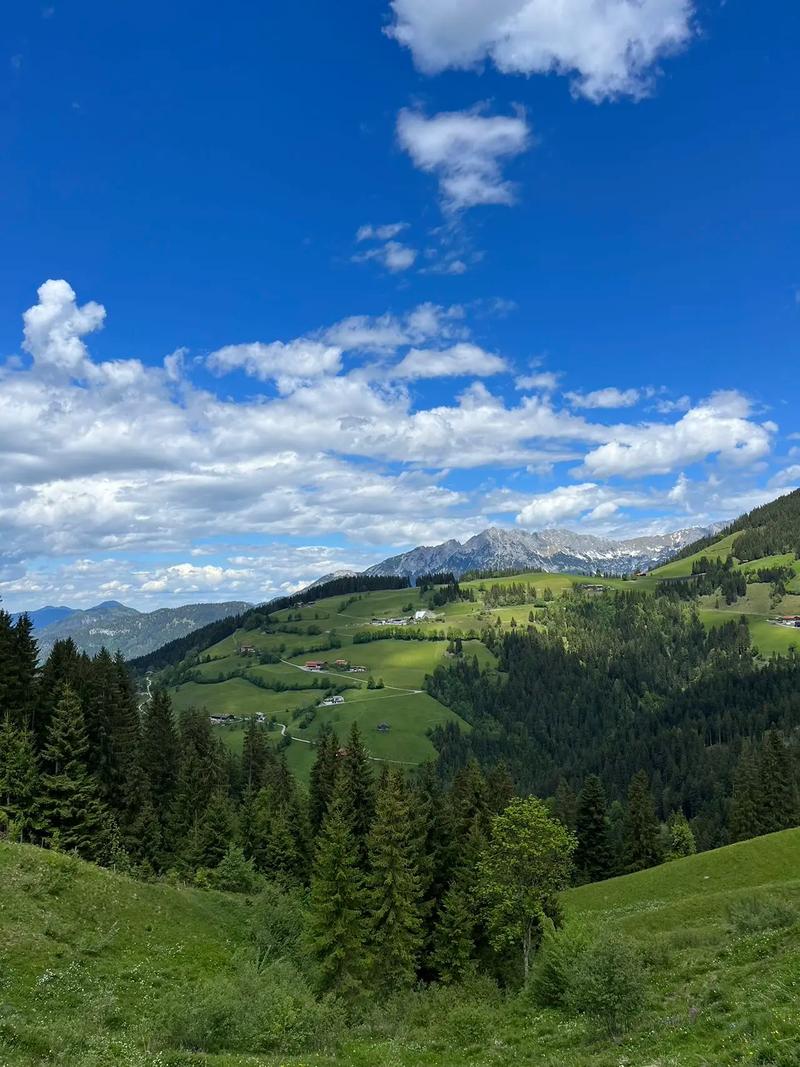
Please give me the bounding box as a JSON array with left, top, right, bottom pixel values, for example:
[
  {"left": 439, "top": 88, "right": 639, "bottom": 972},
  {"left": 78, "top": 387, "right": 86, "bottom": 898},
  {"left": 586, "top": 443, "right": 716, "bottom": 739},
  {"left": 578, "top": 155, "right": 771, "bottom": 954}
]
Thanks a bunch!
[
  {"left": 2, "top": 827, "right": 799, "bottom": 1066},
  {"left": 28, "top": 598, "right": 253, "bottom": 660}
]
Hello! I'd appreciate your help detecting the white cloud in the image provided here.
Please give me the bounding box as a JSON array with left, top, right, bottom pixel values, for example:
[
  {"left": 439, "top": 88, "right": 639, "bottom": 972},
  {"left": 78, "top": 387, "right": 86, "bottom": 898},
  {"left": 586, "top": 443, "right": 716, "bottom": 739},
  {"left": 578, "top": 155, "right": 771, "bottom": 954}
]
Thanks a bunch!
[
  {"left": 579, "top": 392, "right": 775, "bottom": 478},
  {"left": 323, "top": 302, "right": 465, "bottom": 352},
  {"left": 207, "top": 338, "right": 342, "bottom": 390},
  {"left": 515, "top": 482, "right": 643, "bottom": 527},
  {"left": 387, "top": 0, "right": 694, "bottom": 101},
  {"left": 2, "top": 281, "right": 789, "bottom": 608},
  {"left": 392, "top": 342, "right": 507, "bottom": 379},
  {"left": 354, "top": 240, "right": 418, "bottom": 273},
  {"left": 565, "top": 386, "right": 640, "bottom": 409},
  {"left": 397, "top": 106, "right": 531, "bottom": 211},
  {"left": 356, "top": 222, "right": 409, "bottom": 241},
  {"left": 516, "top": 371, "right": 561, "bottom": 392},
  {"left": 22, "top": 279, "right": 106, "bottom": 375}
]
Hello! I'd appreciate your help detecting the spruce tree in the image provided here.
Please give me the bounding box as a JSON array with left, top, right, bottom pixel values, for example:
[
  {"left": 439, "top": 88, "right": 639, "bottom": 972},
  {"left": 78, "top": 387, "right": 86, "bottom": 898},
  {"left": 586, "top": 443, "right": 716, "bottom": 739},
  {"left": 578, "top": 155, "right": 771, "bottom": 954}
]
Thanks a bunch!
[
  {"left": 575, "top": 775, "right": 613, "bottom": 882},
  {"left": 366, "top": 771, "right": 424, "bottom": 990},
  {"left": 624, "top": 770, "right": 663, "bottom": 872},
  {"left": 140, "top": 686, "right": 179, "bottom": 824},
  {"left": 38, "top": 685, "right": 108, "bottom": 860},
  {"left": 552, "top": 778, "right": 578, "bottom": 830},
  {"left": 430, "top": 873, "right": 477, "bottom": 983},
  {"left": 730, "top": 742, "right": 764, "bottom": 841},
  {"left": 242, "top": 715, "right": 272, "bottom": 794},
  {"left": 308, "top": 725, "right": 339, "bottom": 835},
  {"left": 759, "top": 730, "right": 798, "bottom": 833},
  {"left": 0, "top": 716, "right": 40, "bottom": 840},
  {"left": 337, "top": 722, "right": 374, "bottom": 865},
  {"left": 308, "top": 795, "right": 369, "bottom": 996}
]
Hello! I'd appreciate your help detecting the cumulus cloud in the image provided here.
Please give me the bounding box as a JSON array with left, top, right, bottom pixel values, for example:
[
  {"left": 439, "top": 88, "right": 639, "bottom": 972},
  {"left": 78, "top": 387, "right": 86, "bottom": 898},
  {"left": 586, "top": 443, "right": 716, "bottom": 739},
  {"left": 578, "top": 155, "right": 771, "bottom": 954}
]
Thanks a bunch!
[
  {"left": 565, "top": 386, "right": 640, "bottom": 409},
  {"left": 397, "top": 106, "right": 531, "bottom": 211},
  {"left": 387, "top": 0, "right": 694, "bottom": 101},
  {"left": 22, "top": 279, "right": 106, "bottom": 375},
  {"left": 207, "top": 338, "right": 342, "bottom": 390},
  {"left": 392, "top": 342, "right": 507, "bottom": 379},
  {"left": 579, "top": 392, "right": 776, "bottom": 478},
  {"left": 515, "top": 482, "right": 643, "bottom": 526},
  {"left": 2, "top": 281, "right": 789, "bottom": 608},
  {"left": 516, "top": 371, "right": 561, "bottom": 392}
]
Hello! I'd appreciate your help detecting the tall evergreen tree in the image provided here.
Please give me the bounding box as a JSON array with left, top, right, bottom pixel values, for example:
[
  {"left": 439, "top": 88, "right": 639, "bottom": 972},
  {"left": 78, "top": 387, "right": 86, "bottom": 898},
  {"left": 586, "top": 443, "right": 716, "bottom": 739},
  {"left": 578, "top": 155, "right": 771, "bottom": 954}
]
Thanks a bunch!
[
  {"left": 38, "top": 685, "right": 108, "bottom": 860},
  {"left": 0, "top": 716, "right": 40, "bottom": 840},
  {"left": 624, "top": 770, "right": 663, "bottom": 872},
  {"left": 140, "top": 686, "right": 179, "bottom": 822},
  {"left": 575, "top": 775, "right": 613, "bottom": 882},
  {"left": 759, "top": 730, "right": 798, "bottom": 833},
  {"left": 308, "top": 795, "right": 369, "bottom": 996},
  {"left": 366, "top": 771, "right": 424, "bottom": 990},
  {"left": 308, "top": 724, "right": 339, "bottom": 835},
  {"left": 730, "top": 742, "right": 764, "bottom": 842},
  {"left": 242, "top": 716, "right": 272, "bottom": 794},
  {"left": 337, "top": 722, "right": 374, "bottom": 866},
  {"left": 552, "top": 778, "right": 578, "bottom": 831}
]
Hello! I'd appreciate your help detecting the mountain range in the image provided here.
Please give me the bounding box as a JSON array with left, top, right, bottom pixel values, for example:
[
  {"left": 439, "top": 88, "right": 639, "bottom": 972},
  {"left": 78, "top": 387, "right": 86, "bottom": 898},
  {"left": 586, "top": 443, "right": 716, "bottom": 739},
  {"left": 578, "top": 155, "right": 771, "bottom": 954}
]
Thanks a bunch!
[
  {"left": 364, "top": 524, "right": 726, "bottom": 581},
  {"left": 16, "top": 600, "right": 252, "bottom": 661}
]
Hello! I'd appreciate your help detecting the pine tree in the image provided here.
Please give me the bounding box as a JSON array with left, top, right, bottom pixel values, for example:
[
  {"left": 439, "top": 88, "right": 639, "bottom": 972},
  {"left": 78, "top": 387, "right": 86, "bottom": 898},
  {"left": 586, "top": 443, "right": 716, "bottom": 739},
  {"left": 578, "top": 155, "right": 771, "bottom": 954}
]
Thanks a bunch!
[
  {"left": 0, "top": 716, "right": 40, "bottom": 840},
  {"left": 624, "top": 770, "right": 663, "bottom": 872},
  {"left": 38, "top": 685, "right": 108, "bottom": 860},
  {"left": 575, "top": 775, "right": 613, "bottom": 882},
  {"left": 242, "top": 716, "right": 272, "bottom": 794},
  {"left": 730, "top": 742, "right": 764, "bottom": 841},
  {"left": 430, "top": 872, "right": 476, "bottom": 983},
  {"left": 35, "top": 638, "right": 85, "bottom": 749},
  {"left": 552, "top": 778, "right": 578, "bottom": 830},
  {"left": 337, "top": 722, "right": 374, "bottom": 865},
  {"left": 308, "top": 725, "right": 339, "bottom": 835},
  {"left": 193, "top": 789, "right": 237, "bottom": 869},
  {"left": 308, "top": 795, "right": 369, "bottom": 996},
  {"left": 485, "top": 761, "right": 515, "bottom": 815},
  {"left": 168, "top": 706, "right": 225, "bottom": 856},
  {"left": 366, "top": 772, "right": 424, "bottom": 990},
  {"left": 759, "top": 730, "right": 798, "bottom": 833},
  {"left": 140, "top": 686, "right": 179, "bottom": 824},
  {"left": 0, "top": 612, "right": 38, "bottom": 730}
]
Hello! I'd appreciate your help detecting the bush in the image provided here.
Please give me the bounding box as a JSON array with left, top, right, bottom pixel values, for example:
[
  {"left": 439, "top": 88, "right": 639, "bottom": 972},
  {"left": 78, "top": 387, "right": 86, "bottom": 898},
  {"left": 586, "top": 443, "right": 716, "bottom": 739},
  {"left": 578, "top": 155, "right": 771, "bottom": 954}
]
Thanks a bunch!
[
  {"left": 251, "top": 881, "right": 308, "bottom": 969},
  {"left": 529, "top": 921, "right": 590, "bottom": 1008},
  {"left": 566, "top": 932, "right": 646, "bottom": 1035},
  {"left": 210, "top": 845, "right": 264, "bottom": 893},
  {"left": 155, "top": 960, "right": 344, "bottom": 1055},
  {"left": 727, "top": 894, "right": 799, "bottom": 935}
]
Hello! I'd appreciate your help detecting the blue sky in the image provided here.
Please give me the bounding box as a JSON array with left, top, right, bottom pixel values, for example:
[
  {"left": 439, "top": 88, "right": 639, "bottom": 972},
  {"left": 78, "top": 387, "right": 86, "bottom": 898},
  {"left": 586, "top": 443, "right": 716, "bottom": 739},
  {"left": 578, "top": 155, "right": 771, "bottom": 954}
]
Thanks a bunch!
[{"left": 1, "top": 0, "right": 798, "bottom": 610}]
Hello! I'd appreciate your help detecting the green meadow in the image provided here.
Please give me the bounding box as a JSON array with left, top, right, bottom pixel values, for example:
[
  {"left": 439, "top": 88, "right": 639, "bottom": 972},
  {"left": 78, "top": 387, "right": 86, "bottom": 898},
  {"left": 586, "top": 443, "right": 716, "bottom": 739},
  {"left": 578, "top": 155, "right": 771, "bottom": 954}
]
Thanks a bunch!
[{"left": 3, "top": 828, "right": 800, "bottom": 1066}]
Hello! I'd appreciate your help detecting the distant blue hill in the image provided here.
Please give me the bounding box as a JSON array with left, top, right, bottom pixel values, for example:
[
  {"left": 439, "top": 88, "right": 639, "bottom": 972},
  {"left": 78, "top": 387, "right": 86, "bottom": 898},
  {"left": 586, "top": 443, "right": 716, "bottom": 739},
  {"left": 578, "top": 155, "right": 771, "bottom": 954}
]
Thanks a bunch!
[{"left": 11, "top": 605, "right": 76, "bottom": 629}]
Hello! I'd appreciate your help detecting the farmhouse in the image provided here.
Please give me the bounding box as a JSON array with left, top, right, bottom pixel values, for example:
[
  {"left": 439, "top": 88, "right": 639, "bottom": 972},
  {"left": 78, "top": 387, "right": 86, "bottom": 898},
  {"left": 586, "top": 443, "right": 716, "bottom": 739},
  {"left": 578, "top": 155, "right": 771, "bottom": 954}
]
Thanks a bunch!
[
  {"left": 209, "top": 714, "right": 237, "bottom": 725},
  {"left": 319, "top": 694, "right": 345, "bottom": 707},
  {"left": 237, "top": 644, "right": 257, "bottom": 656},
  {"left": 333, "top": 658, "right": 350, "bottom": 668},
  {"left": 371, "top": 617, "right": 408, "bottom": 627},
  {"left": 304, "top": 660, "right": 328, "bottom": 671},
  {"left": 776, "top": 616, "right": 800, "bottom": 628},
  {"left": 413, "top": 609, "right": 436, "bottom": 621}
]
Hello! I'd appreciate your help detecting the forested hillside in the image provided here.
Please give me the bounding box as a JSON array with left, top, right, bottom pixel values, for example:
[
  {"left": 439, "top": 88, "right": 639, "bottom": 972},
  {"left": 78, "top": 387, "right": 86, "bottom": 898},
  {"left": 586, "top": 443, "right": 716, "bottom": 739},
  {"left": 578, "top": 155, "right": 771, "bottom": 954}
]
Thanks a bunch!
[{"left": 672, "top": 487, "right": 800, "bottom": 562}]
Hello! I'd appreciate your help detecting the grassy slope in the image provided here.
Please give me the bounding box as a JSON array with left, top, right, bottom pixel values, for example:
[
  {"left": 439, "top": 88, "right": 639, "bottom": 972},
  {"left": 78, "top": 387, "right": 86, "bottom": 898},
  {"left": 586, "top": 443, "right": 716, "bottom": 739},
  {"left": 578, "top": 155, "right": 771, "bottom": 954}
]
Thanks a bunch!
[{"left": 4, "top": 831, "right": 800, "bottom": 1066}]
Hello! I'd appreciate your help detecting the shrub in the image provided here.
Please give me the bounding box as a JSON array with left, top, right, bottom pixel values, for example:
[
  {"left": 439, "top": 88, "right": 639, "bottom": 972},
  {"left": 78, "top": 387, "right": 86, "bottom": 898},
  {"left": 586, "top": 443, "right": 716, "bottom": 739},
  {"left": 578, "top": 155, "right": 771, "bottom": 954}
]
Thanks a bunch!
[
  {"left": 251, "top": 881, "right": 308, "bottom": 969},
  {"left": 566, "top": 932, "right": 646, "bottom": 1035},
  {"left": 154, "top": 960, "right": 343, "bottom": 1055},
  {"left": 210, "top": 845, "right": 263, "bottom": 893},
  {"left": 727, "top": 894, "right": 799, "bottom": 935},
  {"left": 529, "top": 921, "right": 590, "bottom": 1008}
]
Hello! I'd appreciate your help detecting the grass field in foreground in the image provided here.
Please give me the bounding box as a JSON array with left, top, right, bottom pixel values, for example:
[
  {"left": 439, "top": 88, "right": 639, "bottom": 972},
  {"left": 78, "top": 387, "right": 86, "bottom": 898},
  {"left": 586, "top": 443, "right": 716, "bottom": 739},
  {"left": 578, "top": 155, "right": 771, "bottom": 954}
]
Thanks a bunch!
[{"left": 3, "top": 829, "right": 800, "bottom": 1066}]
